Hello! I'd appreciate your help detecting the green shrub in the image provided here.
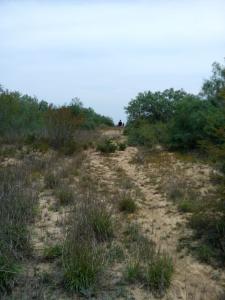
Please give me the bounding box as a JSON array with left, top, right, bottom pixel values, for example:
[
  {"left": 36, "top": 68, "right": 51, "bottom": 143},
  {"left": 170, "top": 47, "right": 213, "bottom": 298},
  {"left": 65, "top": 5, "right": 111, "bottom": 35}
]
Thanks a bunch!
[
  {"left": 119, "top": 196, "right": 137, "bottom": 213},
  {"left": 118, "top": 142, "right": 127, "bottom": 151},
  {"left": 97, "top": 139, "right": 117, "bottom": 153}
]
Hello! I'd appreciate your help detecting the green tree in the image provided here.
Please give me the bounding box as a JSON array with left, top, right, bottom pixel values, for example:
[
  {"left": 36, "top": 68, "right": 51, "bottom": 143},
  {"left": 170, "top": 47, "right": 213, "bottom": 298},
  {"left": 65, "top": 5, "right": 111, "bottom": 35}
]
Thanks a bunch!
[
  {"left": 125, "top": 88, "right": 188, "bottom": 124},
  {"left": 201, "top": 61, "right": 225, "bottom": 107}
]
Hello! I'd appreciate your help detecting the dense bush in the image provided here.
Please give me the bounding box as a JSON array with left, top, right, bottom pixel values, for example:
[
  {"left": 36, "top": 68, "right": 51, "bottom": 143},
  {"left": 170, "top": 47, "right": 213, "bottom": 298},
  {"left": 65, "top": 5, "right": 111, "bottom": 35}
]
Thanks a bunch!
[
  {"left": 0, "top": 88, "right": 113, "bottom": 146},
  {"left": 125, "top": 60, "right": 225, "bottom": 155},
  {"left": 168, "top": 96, "right": 225, "bottom": 150}
]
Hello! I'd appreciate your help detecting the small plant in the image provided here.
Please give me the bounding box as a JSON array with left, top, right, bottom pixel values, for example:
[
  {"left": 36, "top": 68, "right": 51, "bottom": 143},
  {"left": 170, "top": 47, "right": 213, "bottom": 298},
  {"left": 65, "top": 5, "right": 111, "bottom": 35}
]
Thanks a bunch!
[
  {"left": 97, "top": 139, "right": 117, "bottom": 153},
  {"left": 178, "top": 199, "right": 197, "bottom": 213},
  {"left": 43, "top": 244, "right": 62, "bottom": 260},
  {"left": 119, "top": 196, "right": 137, "bottom": 213},
  {"left": 55, "top": 185, "right": 74, "bottom": 205},
  {"left": 118, "top": 142, "right": 127, "bottom": 151},
  {"left": 44, "top": 172, "right": 60, "bottom": 189}
]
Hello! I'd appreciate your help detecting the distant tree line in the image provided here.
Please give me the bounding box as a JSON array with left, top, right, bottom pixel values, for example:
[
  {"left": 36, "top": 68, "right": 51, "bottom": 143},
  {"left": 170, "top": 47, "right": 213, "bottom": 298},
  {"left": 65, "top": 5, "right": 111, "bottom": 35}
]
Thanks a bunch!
[
  {"left": 0, "top": 88, "right": 114, "bottom": 147},
  {"left": 125, "top": 61, "right": 225, "bottom": 171}
]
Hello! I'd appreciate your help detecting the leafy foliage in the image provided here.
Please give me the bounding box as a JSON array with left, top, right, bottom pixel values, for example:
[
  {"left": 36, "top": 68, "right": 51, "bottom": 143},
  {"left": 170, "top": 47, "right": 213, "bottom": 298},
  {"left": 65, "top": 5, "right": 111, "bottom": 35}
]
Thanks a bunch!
[{"left": 0, "top": 88, "right": 113, "bottom": 145}]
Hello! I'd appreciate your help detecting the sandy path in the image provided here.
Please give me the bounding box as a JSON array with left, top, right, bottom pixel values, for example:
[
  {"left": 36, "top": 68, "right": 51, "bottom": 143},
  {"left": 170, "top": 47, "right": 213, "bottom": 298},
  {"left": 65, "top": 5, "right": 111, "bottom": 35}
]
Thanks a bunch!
[{"left": 88, "top": 139, "right": 225, "bottom": 300}]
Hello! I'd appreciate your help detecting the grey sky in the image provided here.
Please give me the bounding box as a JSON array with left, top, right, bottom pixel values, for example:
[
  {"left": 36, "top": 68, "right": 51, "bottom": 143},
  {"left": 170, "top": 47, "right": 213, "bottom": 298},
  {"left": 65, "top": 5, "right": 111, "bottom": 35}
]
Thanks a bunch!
[{"left": 0, "top": 0, "right": 225, "bottom": 122}]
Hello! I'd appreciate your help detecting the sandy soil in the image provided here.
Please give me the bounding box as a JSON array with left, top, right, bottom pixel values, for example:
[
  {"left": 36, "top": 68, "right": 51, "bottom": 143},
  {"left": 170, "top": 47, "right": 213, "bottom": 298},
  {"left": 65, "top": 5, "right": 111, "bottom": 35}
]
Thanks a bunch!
[
  {"left": 87, "top": 131, "right": 225, "bottom": 300},
  {"left": 9, "top": 129, "right": 225, "bottom": 299}
]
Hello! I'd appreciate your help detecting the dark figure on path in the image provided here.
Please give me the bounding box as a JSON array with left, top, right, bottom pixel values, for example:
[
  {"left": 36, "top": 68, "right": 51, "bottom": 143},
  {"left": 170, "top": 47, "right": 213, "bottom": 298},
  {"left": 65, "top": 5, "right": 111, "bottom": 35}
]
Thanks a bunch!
[{"left": 118, "top": 120, "right": 122, "bottom": 127}]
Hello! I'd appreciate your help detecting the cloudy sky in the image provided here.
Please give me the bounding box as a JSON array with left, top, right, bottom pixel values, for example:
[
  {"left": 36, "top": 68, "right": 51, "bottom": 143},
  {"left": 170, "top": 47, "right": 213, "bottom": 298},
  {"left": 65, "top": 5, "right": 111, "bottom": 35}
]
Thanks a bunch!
[{"left": 0, "top": 0, "right": 225, "bottom": 121}]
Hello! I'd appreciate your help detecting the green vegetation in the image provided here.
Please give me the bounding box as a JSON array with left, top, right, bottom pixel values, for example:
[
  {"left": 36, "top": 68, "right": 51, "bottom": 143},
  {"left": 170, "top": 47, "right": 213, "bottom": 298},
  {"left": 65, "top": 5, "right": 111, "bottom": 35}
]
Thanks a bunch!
[
  {"left": 125, "top": 60, "right": 225, "bottom": 265},
  {"left": 43, "top": 244, "right": 62, "bottom": 260},
  {"left": 0, "top": 164, "right": 38, "bottom": 293},
  {"left": 97, "top": 138, "right": 118, "bottom": 153},
  {"left": 125, "top": 61, "right": 225, "bottom": 163},
  {"left": 62, "top": 188, "right": 113, "bottom": 292},
  {"left": 118, "top": 195, "right": 137, "bottom": 213},
  {"left": 0, "top": 89, "right": 113, "bottom": 148},
  {"left": 88, "top": 207, "right": 114, "bottom": 242}
]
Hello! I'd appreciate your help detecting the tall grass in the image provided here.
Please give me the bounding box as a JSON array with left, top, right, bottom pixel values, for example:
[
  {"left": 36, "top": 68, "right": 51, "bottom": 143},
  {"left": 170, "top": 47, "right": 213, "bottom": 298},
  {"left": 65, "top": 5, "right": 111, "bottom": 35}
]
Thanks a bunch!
[
  {"left": 0, "top": 165, "right": 38, "bottom": 293},
  {"left": 62, "top": 190, "right": 113, "bottom": 292}
]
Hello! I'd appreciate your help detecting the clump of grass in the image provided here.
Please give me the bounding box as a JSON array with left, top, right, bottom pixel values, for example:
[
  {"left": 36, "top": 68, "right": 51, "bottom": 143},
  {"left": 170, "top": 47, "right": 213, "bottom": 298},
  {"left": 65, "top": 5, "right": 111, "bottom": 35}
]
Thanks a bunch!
[
  {"left": 124, "top": 260, "right": 141, "bottom": 283},
  {"left": 119, "top": 196, "right": 137, "bottom": 213},
  {"left": 43, "top": 244, "right": 62, "bottom": 260},
  {"left": 55, "top": 185, "right": 74, "bottom": 205},
  {"left": 89, "top": 207, "right": 114, "bottom": 242},
  {"left": 97, "top": 138, "right": 117, "bottom": 154},
  {"left": 144, "top": 254, "right": 174, "bottom": 293},
  {"left": 44, "top": 172, "right": 60, "bottom": 189},
  {"left": 62, "top": 191, "right": 113, "bottom": 292},
  {"left": 63, "top": 238, "right": 104, "bottom": 292}
]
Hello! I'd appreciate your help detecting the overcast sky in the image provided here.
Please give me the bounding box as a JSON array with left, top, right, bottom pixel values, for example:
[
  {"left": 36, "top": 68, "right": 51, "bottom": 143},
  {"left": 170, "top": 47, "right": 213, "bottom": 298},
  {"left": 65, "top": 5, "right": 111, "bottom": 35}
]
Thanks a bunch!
[{"left": 0, "top": 0, "right": 225, "bottom": 122}]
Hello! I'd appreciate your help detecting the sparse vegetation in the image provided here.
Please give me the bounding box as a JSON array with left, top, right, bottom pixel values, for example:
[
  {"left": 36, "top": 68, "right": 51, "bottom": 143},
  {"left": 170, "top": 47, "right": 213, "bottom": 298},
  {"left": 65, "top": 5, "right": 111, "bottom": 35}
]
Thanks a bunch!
[
  {"left": 44, "top": 172, "right": 60, "bottom": 189},
  {"left": 55, "top": 185, "right": 74, "bottom": 205},
  {"left": 1, "top": 59, "right": 225, "bottom": 298},
  {"left": 123, "top": 223, "right": 173, "bottom": 296}
]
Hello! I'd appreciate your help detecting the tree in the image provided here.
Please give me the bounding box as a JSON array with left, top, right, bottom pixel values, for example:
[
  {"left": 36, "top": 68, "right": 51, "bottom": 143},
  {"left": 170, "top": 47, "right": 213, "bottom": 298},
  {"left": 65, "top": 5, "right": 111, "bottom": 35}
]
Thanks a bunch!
[
  {"left": 125, "top": 88, "right": 188, "bottom": 124},
  {"left": 201, "top": 61, "right": 225, "bottom": 107}
]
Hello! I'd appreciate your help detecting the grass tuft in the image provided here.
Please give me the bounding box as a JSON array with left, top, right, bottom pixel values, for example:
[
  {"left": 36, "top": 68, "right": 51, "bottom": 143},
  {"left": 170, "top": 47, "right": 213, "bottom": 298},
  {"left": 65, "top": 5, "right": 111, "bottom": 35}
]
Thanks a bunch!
[{"left": 119, "top": 196, "right": 137, "bottom": 213}]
